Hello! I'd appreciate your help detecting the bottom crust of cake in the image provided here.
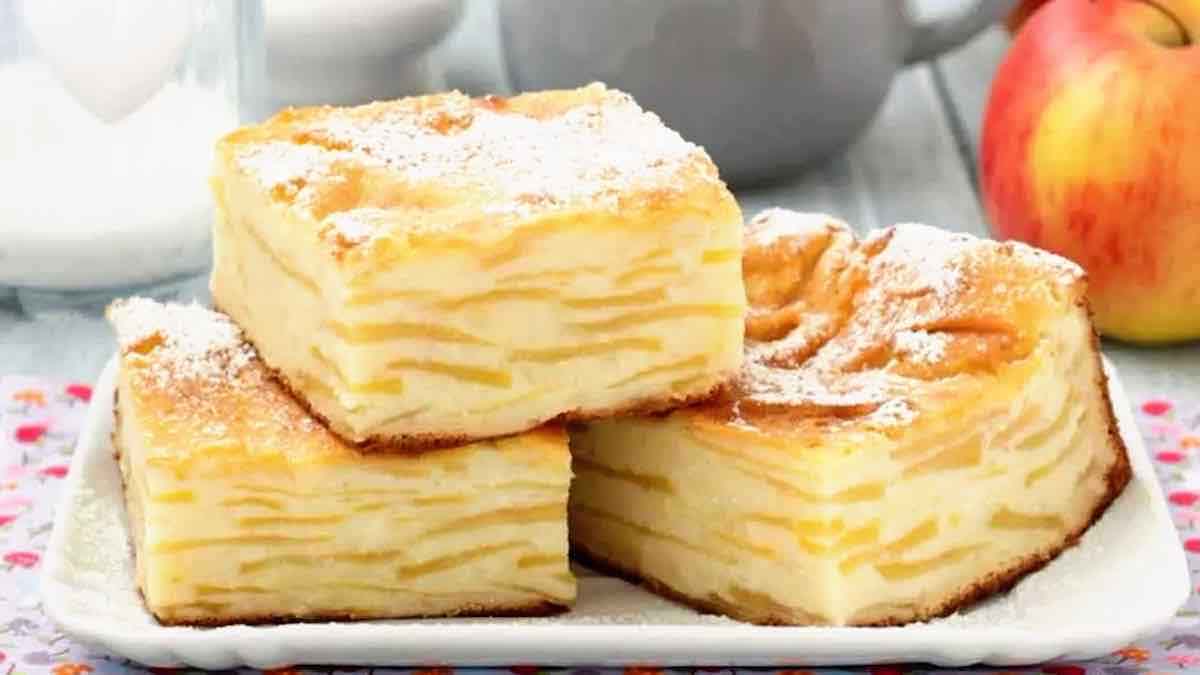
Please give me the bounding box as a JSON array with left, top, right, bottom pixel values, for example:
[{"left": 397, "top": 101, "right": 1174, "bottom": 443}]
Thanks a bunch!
[
  {"left": 352, "top": 378, "right": 731, "bottom": 454},
  {"left": 152, "top": 598, "right": 571, "bottom": 628}
]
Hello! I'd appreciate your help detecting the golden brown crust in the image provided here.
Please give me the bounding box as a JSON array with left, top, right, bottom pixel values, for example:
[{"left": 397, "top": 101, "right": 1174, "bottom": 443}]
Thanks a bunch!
[
  {"left": 152, "top": 599, "right": 570, "bottom": 628},
  {"left": 347, "top": 376, "right": 727, "bottom": 453},
  {"left": 215, "top": 83, "right": 737, "bottom": 266},
  {"left": 572, "top": 314, "right": 1132, "bottom": 626},
  {"left": 1086, "top": 296, "right": 1134, "bottom": 514},
  {"left": 553, "top": 377, "right": 731, "bottom": 423},
  {"left": 689, "top": 210, "right": 1089, "bottom": 438},
  {"left": 349, "top": 379, "right": 729, "bottom": 453}
]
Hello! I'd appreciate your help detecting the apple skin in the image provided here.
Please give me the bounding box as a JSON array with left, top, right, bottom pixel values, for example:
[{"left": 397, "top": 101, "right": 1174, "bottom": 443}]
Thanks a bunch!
[{"left": 981, "top": 0, "right": 1200, "bottom": 344}]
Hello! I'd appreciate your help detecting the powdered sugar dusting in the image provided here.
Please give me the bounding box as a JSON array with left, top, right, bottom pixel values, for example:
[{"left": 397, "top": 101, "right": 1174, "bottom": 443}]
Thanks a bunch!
[
  {"left": 722, "top": 210, "right": 1087, "bottom": 434},
  {"left": 746, "top": 209, "right": 849, "bottom": 248},
  {"left": 107, "top": 297, "right": 255, "bottom": 386},
  {"left": 325, "top": 89, "right": 702, "bottom": 210},
  {"left": 738, "top": 347, "right": 891, "bottom": 411},
  {"left": 231, "top": 85, "right": 714, "bottom": 235},
  {"left": 322, "top": 208, "right": 390, "bottom": 246},
  {"left": 869, "top": 223, "right": 970, "bottom": 299},
  {"left": 234, "top": 141, "right": 359, "bottom": 207},
  {"left": 1003, "top": 237, "right": 1085, "bottom": 284},
  {"left": 893, "top": 329, "right": 948, "bottom": 365},
  {"left": 108, "top": 299, "right": 331, "bottom": 440},
  {"left": 883, "top": 222, "right": 1083, "bottom": 289},
  {"left": 864, "top": 397, "right": 917, "bottom": 427},
  {"left": 733, "top": 353, "right": 914, "bottom": 432}
]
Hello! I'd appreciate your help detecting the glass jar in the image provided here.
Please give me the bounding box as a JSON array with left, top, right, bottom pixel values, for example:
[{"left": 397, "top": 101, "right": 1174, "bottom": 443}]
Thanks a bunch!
[{"left": 0, "top": 0, "right": 264, "bottom": 312}]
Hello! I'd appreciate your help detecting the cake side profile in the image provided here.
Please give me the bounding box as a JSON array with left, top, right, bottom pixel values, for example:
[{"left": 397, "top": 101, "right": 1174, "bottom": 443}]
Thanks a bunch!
[
  {"left": 210, "top": 83, "right": 745, "bottom": 449},
  {"left": 570, "top": 209, "right": 1131, "bottom": 626},
  {"left": 107, "top": 298, "right": 575, "bottom": 626}
]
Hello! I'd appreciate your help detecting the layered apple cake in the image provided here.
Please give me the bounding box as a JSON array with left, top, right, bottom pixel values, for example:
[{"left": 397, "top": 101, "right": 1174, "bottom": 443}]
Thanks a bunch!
[
  {"left": 570, "top": 209, "right": 1131, "bottom": 626},
  {"left": 210, "top": 83, "right": 746, "bottom": 449},
  {"left": 108, "top": 298, "right": 575, "bottom": 626}
]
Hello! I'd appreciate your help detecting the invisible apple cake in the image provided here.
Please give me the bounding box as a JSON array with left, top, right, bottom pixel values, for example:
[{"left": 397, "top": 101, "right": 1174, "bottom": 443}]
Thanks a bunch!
[
  {"left": 210, "top": 83, "right": 745, "bottom": 449},
  {"left": 570, "top": 209, "right": 1131, "bottom": 626},
  {"left": 108, "top": 298, "right": 574, "bottom": 626}
]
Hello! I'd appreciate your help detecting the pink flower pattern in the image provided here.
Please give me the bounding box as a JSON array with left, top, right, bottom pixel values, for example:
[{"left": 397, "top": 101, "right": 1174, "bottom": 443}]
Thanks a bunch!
[
  {"left": 1143, "top": 399, "right": 1173, "bottom": 416},
  {"left": 1, "top": 375, "right": 1199, "bottom": 674},
  {"left": 1169, "top": 491, "right": 1200, "bottom": 507},
  {"left": 14, "top": 423, "right": 48, "bottom": 443},
  {"left": 64, "top": 384, "right": 92, "bottom": 403},
  {"left": 3, "top": 550, "right": 39, "bottom": 568},
  {"left": 38, "top": 465, "right": 68, "bottom": 479}
]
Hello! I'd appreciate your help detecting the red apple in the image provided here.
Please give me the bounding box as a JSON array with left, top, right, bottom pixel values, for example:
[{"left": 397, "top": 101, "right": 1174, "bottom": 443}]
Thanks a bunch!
[{"left": 981, "top": 0, "right": 1200, "bottom": 344}]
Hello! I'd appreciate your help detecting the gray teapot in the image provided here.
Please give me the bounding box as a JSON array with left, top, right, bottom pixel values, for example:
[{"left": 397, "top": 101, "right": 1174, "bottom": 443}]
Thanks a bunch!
[{"left": 498, "top": 0, "right": 1012, "bottom": 185}]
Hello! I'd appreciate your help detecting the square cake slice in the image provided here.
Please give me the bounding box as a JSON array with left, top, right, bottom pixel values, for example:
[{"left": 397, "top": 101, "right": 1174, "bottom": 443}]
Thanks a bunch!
[
  {"left": 108, "top": 298, "right": 574, "bottom": 626},
  {"left": 210, "top": 83, "right": 745, "bottom": 449},
  {"left": 570, "top": 210, "right": 1131, "bottom": 626}
]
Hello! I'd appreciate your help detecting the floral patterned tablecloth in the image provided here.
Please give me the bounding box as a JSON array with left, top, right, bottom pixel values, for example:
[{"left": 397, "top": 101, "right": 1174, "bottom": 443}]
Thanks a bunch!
[{"left": 2, "top": 375, "right": 1199, "bottom": 675}]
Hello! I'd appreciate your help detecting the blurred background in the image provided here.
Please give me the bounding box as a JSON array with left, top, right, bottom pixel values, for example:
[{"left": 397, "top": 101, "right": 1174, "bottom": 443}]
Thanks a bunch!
[
  {"left": 0, "top": 0, "right": 1196, "bottom": 390},
  {"left": 0, "top": 0, "right": 1008, "bottom": 311}
]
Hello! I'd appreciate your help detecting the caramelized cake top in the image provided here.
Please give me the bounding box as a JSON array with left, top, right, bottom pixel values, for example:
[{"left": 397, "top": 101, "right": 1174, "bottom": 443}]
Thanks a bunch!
[
  {"left": 216, "top": 84, "right": 738, "bottom": 260},
  {"left": 689, "top": 209, "right": 1087, "bottom": 438},
  {"left": 107, "top": 298, "right": 565, "bottom": 467}
]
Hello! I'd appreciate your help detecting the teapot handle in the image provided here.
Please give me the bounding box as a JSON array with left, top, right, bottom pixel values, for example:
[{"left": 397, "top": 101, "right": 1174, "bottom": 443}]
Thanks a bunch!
[{"left": 903, "top": 0, "right": 1016, "bottom": 64}]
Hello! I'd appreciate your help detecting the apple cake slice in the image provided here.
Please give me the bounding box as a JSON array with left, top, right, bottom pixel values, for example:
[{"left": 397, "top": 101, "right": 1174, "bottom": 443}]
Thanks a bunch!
[
  {"left": 570, "top": 209, "right": 1131, "bottom": 626},
  {"left": 108, "top": 298, "right": 574, "bottom": 626},
  {"left": 210, "top": 83, "right": 745, "bottom": 449}
]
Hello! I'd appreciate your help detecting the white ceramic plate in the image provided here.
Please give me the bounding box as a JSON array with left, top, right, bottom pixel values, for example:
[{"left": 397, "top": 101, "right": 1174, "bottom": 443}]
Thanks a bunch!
[{"left": 42, "top": 356, "right": 1189, "bottom": 669}]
